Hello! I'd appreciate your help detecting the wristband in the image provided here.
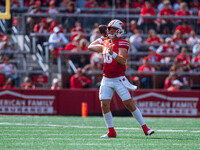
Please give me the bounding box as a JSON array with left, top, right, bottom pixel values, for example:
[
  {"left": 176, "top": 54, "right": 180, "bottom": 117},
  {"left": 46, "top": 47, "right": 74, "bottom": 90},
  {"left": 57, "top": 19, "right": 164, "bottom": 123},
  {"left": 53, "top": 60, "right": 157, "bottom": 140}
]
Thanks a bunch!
[
  {"left": 96, "top": 38, "right": 103, "bottom": 44},
  {"left": 112, "top": 52, "right": 117, "bottom": 59}
]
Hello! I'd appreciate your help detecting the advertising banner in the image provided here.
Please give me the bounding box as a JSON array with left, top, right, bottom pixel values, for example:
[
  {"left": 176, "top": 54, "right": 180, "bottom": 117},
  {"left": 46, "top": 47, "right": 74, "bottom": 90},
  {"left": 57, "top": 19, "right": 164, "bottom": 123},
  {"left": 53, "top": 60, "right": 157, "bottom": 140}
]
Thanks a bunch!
[
  {"left": 0, "top": 89, "right": 58, "bottom": 115},
  {"left": 134, "top": 90, "right": 200, "bottom": 117}
]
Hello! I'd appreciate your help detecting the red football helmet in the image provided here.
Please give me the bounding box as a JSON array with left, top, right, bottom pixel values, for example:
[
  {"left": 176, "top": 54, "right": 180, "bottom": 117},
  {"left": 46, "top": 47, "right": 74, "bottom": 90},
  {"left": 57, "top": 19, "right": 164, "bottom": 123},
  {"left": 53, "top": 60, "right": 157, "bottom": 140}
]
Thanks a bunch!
[{"left": 107, "top": 19, "right": 125, "bottom": 38}]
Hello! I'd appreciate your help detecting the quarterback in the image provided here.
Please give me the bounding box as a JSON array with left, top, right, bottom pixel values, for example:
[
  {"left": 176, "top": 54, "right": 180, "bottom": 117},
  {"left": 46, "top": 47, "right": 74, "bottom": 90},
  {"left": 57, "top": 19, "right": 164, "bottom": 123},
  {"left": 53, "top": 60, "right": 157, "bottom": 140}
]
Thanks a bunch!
[{"left": 88, "top": 19, "right": 154, "bottom": 138}]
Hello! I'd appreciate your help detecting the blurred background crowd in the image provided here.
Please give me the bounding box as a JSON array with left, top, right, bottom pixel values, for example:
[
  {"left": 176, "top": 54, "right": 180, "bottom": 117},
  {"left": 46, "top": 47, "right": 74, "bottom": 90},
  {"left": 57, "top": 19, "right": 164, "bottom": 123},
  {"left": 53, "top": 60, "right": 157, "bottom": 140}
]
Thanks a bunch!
[{"left": 0, "top": 0, "right": 200, "bottom": 91}]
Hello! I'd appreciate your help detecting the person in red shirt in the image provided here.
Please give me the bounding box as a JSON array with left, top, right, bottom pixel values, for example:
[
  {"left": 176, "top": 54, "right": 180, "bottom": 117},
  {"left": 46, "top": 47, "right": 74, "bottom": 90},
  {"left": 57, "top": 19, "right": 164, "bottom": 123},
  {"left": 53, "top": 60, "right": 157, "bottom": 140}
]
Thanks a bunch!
[
  {"left": 139, "top": 1, "right": 157, "bottom": 32},
  {"left": 84, "top": 0, "right": 98, "bottom": 8},
  {"left": 146, "top": 29, "right": 163, "bottom": 44},
  {"left": 157, "top": 37, "right": 177, "bottom": 62},
  {"left": 158, "top": 0, "right": 174, "bottom": 34},
  {"left": 138, "top": 58, "right": 155, "bottom": 89},
  {"left": 167, "top": 79, "right": 183, "bottom": 91},
  {"left": 175, "top": 21, "right": 193, "bottom": 35},
  {"left": 164, "top": 72, "right": 177, "bottom": 89},
  {"left": 172, "top": 30, "right": 185, "bottom": 48},
  {"left": 48, "top": 20, "right": 65, "bottom": 33},
  {"left": 88, "top": 19, "right": 154, "bottom": 138},
  {"left": 192, "top": 50, "right": 200, "bottom": 71},
  {"left": 20, "top": 77, "right": 36, "bottom": 89},
  {"left": 175, "top": 2, "right": 190, "bottom": 24},
  {"left": 3, "top": 78, "right": 16, "bottom": 89},
  {"left": 133, "top": 0, "right": 145, "bottom": 9},
  {"left": 34, "top": 19, "right": 48, "bottom": 33},
  {"left": 100, "top": 0, "right": 111, "bottom": 8},
  {"left": 70, "top": 68, "right": 91, "bottom": 88},
  {"left": 176, "top": 47, "right": 191, "bottom": 71}
]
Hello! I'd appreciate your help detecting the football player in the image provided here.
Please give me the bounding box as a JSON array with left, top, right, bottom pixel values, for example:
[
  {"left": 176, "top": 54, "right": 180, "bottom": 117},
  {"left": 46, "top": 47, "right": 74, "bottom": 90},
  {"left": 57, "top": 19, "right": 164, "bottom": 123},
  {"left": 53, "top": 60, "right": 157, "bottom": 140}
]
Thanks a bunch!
[{"left": 88, "top": 19, "right": 154, "bottom": 138}]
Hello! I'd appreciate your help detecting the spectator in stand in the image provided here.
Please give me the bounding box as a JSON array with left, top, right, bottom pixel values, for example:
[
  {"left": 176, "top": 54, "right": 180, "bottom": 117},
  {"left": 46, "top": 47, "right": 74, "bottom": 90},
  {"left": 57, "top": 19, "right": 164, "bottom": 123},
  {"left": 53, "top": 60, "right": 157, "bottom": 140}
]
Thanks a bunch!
[
  {"left": 64, "top": 2, "right": 78, "bottom": 31},
  {"left": 133, "top": 0, "right": 145, "bottom": 9},
  {"left": 70, "top": 68, "right": 91, "bottom": 88},
  {"left": 158, "top": 0, "right": 174, "bottom": 34},
  {"left": 27, "top": 0, "right": 42, "bottom": 32},
  {"left": 34, "top": 19, "right": 48, "bottom": 33},
  {"left": 114, "top": 0, "right": 124, "bottom": 8},
  {"left": 138, "top": 58, "right": 155, "bottom": 89},
  {"left": 190, "top": 0, "right": 200, "bottom": 10},
  {"left": 146, "top": 29, "right": 163, "bottom": 45},
  {"left": 145, "top": 46, "right": 163, "bottom": 70},
  {"left": 0, "top": 55, "right": 19, "bottom": 87},
  {"left": 164, "top": 72, "right": 177, "bottom": 89},
  {"left": 122, "top": 1, "right": 134, "bottom": 9},
  {"left": 129, "top": 28, "right": 143, "bottom": 52},
  {"left": 170, "top": 60, "right": 184, "bottom": 72},
  {"left": 167, "top": 79, "right": 183, "bottom": 91},
  {"left": 100, "top": 0, "right": 111, "bottom": 8},
  {"left": 60, "top": 0, "right": 76, "bottom": 8},
  {"left": 84, "top": 0, "right": 98, "bottom": 8},
  {"left": 192, "top": 50, "right": 200, "bottom": 71},
  {"left": 64, "top": 35, "right": 80, "bottom": 51},
  {"left": 186, "top": 30, "right": 198, "bottom": 46},
  {"left": 175, "top": 2, "right": 190, "bottom": 24},
  {"left": 70, "top": 21, "right": 86, "bottom": 42},
  {"left": 20, "top": 76, "right": 36, "bottom": 89},
  {"left": 0, "top": 35, "right": 8, "bottom": 50},
  {"left": 157, "top": 37, "right": 177, "bottom": 54},
  {"left": 175, "top": 21, "right": 193, "bottom": 35},
  {"left": 172, "top": 30, "right": 185, "bottom": 51},
  {"left": 0, "top": 73, "right": 5, "bottom": 87},
  {"left": 176, "top": 47, "right": 191, "bottom": 71},
  {"left": 46, "top": 0, "right": 60, "bottom": 14},
  {"left": 48, "top": 20, "right": 65, "bottom": 33},
  {"left": 157, "top": 37, "right": 177, "bottom": 62},
  {"left": 11, "top": 0, "right": 21, "bottom": 7},
  {"left": 33, "top": 19, "right": 48, "bottom": 45},
  {"left": 129, "top": 20, "right": 138, "bottom": 33},
  {"left": 157, "top": 0, "right": 173, "bottom": 12},
  {"left": 79, "top": 38, "right": 89, "bottom": 51},
  {"left": 192, "top": 39, "right": 200, "bottom": 56},
  {"left": 150, "top": 0, "right": 158, "bottom": 8},
  {"left": 24, "top": 0, "right": 36, "bottom": 7},
  {"left": 138, "top": 1, "right": 157, "bottom": 32},
  {"left": 51, "top": 78, "right": 61, "bottom": 90},
  {"left": 48, "top": 26, "right": 69, "bottom": 59},
  {"left": 3, "top": 78, "right": 16, "bottom": 89},
  {"left": 173, "top": 0, "right": 182, "bottom": 12}
]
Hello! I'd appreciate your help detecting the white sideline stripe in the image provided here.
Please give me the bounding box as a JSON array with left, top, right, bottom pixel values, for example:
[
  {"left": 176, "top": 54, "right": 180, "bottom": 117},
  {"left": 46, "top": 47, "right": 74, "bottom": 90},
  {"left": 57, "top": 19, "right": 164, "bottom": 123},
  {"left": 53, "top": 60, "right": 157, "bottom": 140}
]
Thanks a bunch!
[
  {"left": 0, "top": 122, "right": 200, "bottom": 133},
  {"left": 0, "top": 90, "right": 55, "bottom": 100}
]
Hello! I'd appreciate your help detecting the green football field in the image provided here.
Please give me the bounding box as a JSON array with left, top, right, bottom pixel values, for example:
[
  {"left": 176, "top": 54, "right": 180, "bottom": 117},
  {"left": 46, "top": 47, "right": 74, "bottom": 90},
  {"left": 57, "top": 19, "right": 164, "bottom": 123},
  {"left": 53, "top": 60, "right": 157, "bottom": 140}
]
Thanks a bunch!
[{"left": 0, "top": 116, "right": 200, "bottom": 150}]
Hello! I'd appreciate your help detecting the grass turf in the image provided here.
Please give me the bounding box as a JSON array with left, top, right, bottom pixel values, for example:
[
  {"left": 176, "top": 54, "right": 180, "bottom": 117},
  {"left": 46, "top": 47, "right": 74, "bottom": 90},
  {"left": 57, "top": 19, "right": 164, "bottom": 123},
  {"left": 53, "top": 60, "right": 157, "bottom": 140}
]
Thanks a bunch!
[{"left": 0, "top": 116, "right": 200, "bottom": 150}]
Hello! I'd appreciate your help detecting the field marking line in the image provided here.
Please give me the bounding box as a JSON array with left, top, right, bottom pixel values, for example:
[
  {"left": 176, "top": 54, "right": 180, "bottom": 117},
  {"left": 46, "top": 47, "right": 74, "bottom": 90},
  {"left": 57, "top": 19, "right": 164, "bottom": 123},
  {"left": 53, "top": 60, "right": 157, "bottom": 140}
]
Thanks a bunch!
[{"left": 0, "top": 122, "right": 200, "bottom": 133}]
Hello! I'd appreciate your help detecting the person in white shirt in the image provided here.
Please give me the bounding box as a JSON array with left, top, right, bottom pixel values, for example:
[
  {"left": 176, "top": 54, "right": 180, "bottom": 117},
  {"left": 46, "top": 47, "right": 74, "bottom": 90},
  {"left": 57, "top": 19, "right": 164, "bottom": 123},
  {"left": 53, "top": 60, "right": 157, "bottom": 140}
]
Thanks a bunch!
[
  {"left": 129, "top": 28, "right": 143, "bottom": 52},
  {"left": 192, "top": 39, "right": 200, "bottom": 57},
  {"left": 48, "top": 26, "right": 69, "bottom": 59}
]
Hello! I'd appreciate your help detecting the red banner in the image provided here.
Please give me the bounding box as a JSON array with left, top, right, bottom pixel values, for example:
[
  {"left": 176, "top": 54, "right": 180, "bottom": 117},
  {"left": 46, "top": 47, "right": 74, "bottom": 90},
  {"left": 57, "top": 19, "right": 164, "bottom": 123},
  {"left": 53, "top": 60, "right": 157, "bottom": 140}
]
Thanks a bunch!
[
  {"left": 0, "top": 89, "right": 58, "bottom": 115},
  {"left": 0, "top": 89, "right": 199, "bottom": 117},
  {"left": 134, "top": 90, "right": 200, "bottom": 117}
]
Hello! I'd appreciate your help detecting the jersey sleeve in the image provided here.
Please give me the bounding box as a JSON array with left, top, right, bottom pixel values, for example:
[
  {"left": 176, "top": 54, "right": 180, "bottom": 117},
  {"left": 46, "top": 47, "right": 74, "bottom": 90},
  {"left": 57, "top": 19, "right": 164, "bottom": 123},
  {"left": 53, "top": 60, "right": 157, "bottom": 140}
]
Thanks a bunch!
[{"left": 118, "top": 40, "right": 130, "bottom": 50}]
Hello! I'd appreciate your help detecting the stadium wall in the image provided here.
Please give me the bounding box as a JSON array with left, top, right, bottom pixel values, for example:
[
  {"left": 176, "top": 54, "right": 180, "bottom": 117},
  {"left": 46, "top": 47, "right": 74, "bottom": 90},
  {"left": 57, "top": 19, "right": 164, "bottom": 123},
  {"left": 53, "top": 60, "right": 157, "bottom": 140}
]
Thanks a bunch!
[{"left": 0, "top": 89, "right": 199, "bottom": 117}]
